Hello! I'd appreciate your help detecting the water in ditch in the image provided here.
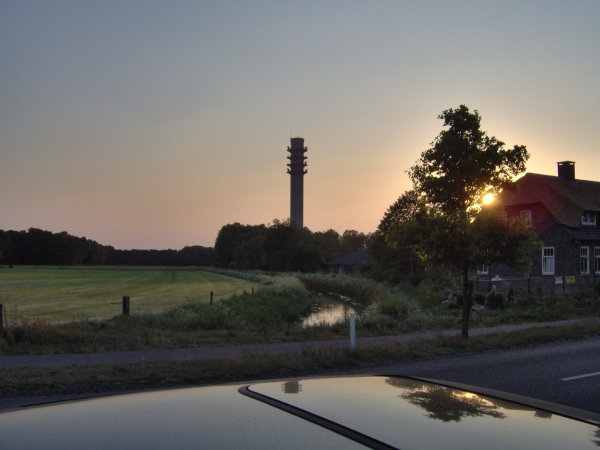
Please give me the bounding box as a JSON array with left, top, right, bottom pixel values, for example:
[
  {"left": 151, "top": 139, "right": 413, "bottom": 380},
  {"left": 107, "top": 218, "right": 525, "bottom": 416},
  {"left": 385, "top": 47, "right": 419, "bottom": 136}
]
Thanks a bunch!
[{"left": 301, "top": 293, "right": 364, "bottom": 327}]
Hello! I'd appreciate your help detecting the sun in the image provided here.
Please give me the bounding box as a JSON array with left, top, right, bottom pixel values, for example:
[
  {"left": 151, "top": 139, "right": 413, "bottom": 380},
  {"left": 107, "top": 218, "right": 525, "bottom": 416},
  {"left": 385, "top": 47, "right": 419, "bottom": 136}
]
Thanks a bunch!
[{"left": 482, "top": 193, "right": 495, "bottom": 204}]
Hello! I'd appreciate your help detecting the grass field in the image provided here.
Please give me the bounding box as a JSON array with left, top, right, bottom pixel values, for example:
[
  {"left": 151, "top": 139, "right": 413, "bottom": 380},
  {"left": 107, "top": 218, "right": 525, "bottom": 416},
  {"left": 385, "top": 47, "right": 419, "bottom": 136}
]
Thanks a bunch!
[{"left": 0, "top": 266, "right": 258, "bottom": 322}]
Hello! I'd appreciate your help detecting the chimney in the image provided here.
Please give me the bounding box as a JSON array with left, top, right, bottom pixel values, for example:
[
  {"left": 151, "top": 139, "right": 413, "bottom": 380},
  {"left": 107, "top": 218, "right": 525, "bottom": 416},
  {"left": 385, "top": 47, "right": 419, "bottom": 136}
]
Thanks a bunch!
[{"left": 557, "top": 161, "right": 575, "bottom": 181}]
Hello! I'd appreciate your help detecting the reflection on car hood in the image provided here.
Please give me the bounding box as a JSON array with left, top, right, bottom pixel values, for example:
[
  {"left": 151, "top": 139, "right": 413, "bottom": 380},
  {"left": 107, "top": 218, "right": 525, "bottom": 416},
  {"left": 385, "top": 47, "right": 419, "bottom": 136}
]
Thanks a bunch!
[
  {"left": 247, "top": 376, "right": 600, "bottom": 450},
  {"left": 0, "top": 376, "right": 599, "bottom": 449}
]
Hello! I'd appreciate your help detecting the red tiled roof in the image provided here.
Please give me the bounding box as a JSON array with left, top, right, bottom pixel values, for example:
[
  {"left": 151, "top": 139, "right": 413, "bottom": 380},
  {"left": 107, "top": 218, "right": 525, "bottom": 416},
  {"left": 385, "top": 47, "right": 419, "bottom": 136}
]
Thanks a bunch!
[{"left": 501, "top": 173, "right": 600, "bottom": 228}]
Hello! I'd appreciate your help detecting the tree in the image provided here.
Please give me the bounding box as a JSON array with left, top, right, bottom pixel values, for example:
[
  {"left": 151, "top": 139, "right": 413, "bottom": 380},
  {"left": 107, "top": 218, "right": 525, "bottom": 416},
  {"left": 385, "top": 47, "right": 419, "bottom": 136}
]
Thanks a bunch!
[
  {"left": 340, "top": 230, "right": 370, "bottom": 254},
  {"left": 402, "top": 105, "right": 538, "bottom": 337},
  {"left": 368, "top": 190, "right": 424, "bottom": 282}
]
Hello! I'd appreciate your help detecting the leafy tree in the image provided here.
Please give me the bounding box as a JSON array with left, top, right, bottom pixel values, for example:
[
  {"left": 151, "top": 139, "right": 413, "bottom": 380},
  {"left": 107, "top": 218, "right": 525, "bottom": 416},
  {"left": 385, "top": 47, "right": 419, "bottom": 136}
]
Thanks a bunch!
[
  {"left": 213, "top": 220, "right": 358, "bottom": 272},
  {"left": 312, "top": 229, "right": 343, "bottom": 261},
  {"left": 368, "top": 190, "right": 424, "bottom": 282},
  {"left": 397, "top": 105, "right": 538, "bottom": 337},
  {"left": 340, "top": 230, "right": 370, "bottom": 254},
  {"left": 0, "top": 228, "right": 107, "bottom": 265}
]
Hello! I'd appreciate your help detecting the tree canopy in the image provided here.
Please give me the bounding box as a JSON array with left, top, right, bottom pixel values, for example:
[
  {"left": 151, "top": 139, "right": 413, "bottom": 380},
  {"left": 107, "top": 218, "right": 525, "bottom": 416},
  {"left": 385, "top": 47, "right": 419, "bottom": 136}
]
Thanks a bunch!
[
  {"left": 213, "top": 220, "right": 368, "bottom": 272},
  {"left": 409, "top": 105, "right": 529, "bottom": 219},
  {"left": 0, "top": 228, "right": 214, "bottom": 267},
  {"left": 386, "top": 105, "right": 539, "bottom": 337},
  {"left": 367, "top": 190, "right": 424, "bottom": 282}
]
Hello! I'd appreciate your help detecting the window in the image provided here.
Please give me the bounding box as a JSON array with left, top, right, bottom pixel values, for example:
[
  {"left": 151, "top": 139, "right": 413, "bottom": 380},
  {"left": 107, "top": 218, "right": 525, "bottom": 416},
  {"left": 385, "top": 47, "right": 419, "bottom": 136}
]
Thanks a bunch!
[
  {"left": 521, "top": 210, "right": 532, "bottom": 221},
  {"left": 582, "top": 211, "right": 596, "bottom": 225},
  {"left": 542, "top": 247, "right": 555, "bottom": 275},
  {"left": 580, "top": 247, "right": 589, "bottom": 274},
  {"left": 595, "top": 247, "right": 600, "bottom": 274},
  {"left": 478, "top": 265, "right": 488, "bottom": 275}
]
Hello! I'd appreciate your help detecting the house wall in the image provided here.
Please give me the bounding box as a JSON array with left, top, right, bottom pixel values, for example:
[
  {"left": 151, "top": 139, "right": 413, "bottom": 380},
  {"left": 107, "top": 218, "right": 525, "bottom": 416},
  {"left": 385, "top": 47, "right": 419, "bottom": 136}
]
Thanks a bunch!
[
  {"left": 328, "top": 265, "right": 346, "bottom": 274},
  {"left": 500, "top": 203, "right": 579, "bottom": 278}
]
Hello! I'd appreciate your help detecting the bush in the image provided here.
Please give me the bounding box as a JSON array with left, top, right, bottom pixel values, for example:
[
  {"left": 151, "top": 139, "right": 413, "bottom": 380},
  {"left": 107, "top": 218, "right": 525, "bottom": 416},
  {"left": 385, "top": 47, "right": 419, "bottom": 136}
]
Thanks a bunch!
[
  {"left": 507, "top": 287, "right": 515, "bottom": 305},
  {"left": 486, "top": 290, "right": 505, "bottom": 310},
  {"left": 297, "top": 273, "right": 386, "bottom": 303},
  {"left": 129, "top": 275, "right": 311, "bottom": 331},
  {"left": 378, "top": 297, "right": 411, "bottom": 321},
  {"left": 133, "top": 303, "right": 245, "bottom": 330},
  {"left": 473, "top": 292, "right": 486, "bottom": 305}
]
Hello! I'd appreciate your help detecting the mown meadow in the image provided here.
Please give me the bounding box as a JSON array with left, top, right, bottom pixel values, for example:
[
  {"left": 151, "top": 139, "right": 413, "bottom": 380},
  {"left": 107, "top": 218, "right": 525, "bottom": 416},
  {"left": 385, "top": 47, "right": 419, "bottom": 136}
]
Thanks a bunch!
[{"left": 0, "top": 266, "right": 257, "bottom": 321}]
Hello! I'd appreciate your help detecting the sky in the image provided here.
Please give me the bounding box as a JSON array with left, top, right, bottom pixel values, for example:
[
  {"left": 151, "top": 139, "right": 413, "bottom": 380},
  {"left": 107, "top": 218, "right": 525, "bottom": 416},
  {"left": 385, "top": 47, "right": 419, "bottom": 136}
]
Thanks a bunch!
[{"left": 1, "top": 1, "right": 599, "bottom": 250}]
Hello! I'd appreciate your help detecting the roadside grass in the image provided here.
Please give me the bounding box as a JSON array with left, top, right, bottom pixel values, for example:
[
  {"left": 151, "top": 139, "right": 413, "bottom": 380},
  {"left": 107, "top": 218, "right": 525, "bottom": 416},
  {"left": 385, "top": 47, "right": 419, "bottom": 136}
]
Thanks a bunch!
[
  {"left": 1, "top": 268, "right": 599, "bottom": 356},
  {"left": 1, "top": 291, "right": 599, "bottom": 356},
  {"left": 2, "top": 321, "right": 600, "bottom": 398},
  {"left": 0, "top": 266, "right": 257, "bottom": 321},
  {"left": 0, "top": 275, "right": 320, "bottom": 355}
]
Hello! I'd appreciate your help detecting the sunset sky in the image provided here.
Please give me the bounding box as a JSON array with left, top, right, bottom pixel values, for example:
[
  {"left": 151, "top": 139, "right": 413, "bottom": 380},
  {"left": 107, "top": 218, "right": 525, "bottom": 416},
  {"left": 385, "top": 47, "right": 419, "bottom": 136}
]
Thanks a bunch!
[{"left": 1, "top": 1, "right": 599, "bottom": 250}]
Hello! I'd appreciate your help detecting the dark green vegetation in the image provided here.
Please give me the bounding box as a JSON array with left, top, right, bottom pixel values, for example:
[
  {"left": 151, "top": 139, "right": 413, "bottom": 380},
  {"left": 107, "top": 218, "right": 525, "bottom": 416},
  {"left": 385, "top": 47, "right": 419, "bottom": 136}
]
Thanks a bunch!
[
  {"left": 1, "top": 271, "right": 598, "bottom": 356},
  {"left": 370, "top": 105, "right": 540, "bottom": 337},
  {"left": 0, "top": 228, "right": 106, "bottom": 265},
  {"left": 0, "top": 274, "right": 315, "bottom": 354},
  {"left": 214, "top": 219, "right": 369, "bottom": 271},
  {"left": 2, "top": 321, "right": 600, "bottom": 398},
  {"left": 0, "top": 228, "right": 214, "bottom": 266}
]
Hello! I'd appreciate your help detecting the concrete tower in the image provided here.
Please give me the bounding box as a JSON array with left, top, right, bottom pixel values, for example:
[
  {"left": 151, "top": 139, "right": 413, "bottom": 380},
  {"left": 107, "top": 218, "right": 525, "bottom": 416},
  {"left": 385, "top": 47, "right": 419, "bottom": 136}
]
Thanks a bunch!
[{"left": 287, "top": 137, "right": 307, "bottom": 227}]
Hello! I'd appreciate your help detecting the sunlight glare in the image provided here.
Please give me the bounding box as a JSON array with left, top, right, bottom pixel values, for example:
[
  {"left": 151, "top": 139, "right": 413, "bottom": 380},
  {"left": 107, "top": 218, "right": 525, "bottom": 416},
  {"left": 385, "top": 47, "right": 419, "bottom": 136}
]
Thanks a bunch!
[{"left": 482, "top": 193, "right": 495, "bottom": 204}]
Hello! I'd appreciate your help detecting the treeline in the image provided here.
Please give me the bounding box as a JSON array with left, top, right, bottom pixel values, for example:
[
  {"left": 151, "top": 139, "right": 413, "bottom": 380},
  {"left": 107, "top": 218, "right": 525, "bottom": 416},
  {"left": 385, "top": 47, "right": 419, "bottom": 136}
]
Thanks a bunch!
[
  {"left": 0, "top": 228, "right": 106, "bottom": 265},
  {"left": 104, "top": 245, "right": 214, "bottom": 266},
  {"left": 214, "top": 219, "right": 369, "bottom": 272},
  {"left": 0, "top": 228, "right": 214, "bottom": 267}
]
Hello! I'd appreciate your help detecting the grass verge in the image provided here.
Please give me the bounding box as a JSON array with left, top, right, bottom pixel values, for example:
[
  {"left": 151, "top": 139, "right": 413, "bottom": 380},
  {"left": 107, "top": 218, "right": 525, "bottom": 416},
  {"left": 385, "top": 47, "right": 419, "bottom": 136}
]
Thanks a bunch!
[{"left": 2, "top": 321, "right": 600, "bottom": 399}]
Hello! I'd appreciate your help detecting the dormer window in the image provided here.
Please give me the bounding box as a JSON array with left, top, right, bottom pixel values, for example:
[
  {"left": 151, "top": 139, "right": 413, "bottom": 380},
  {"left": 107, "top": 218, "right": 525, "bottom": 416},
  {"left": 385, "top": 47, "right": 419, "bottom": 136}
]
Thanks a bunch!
[
  {"left": 582, "top": 211, "right": 596, "bottom": 226},
  {"left": 521, "top": 210, "right": 532, "bottom": 221}
]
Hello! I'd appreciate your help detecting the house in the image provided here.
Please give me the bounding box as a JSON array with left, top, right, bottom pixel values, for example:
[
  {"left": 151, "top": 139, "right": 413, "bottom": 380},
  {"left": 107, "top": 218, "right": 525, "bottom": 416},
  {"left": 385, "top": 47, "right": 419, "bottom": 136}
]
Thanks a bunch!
[
  {"left": 327, "top": 248, "right": 370, "bottom": 274},
  {"left": 498, "top": 161, "right": 600, "bottom": 279}
]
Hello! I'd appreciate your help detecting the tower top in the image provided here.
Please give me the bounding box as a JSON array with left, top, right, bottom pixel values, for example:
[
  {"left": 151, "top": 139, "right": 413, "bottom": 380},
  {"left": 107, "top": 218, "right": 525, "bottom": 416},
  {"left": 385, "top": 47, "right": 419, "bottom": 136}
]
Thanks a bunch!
[{"left": 290, "top": 137, "right": 304, "bottom": 149}]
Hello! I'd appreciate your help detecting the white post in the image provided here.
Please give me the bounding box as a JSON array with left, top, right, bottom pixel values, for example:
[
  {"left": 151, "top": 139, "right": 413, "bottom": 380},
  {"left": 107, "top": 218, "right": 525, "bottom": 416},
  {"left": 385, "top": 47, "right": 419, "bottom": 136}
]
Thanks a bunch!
[{"left": 349, "top": 312, "right": 356, "bottom": 352}]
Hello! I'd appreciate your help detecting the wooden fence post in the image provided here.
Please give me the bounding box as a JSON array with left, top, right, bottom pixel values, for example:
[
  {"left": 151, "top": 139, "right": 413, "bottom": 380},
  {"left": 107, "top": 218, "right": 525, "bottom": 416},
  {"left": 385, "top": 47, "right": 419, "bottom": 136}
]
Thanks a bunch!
[
  {"left": 210, "top": 292, "right": 213, "bottom": 304},
  {"left": 0, "top": 304, "right": 3, "bottom": 332},
  {"left": 122, "top": 296, "right": 130, "bottom": 316}
]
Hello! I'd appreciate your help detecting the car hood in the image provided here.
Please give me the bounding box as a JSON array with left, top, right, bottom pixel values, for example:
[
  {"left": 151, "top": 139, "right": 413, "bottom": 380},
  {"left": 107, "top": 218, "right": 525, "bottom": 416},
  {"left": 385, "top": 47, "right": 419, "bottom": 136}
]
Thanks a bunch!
[{"left": 0, "top": 376, "right": 599, "bottom": 449}]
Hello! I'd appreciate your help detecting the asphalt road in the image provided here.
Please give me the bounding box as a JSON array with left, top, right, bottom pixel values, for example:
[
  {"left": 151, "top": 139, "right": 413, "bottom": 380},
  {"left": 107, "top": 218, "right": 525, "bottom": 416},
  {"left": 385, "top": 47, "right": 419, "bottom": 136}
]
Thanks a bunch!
[
  {"left": 1, "top": 322, "right": 599, "bottom": 414},
  {"left": 354, "top": 336, "right": 600, "bottom": 414}
]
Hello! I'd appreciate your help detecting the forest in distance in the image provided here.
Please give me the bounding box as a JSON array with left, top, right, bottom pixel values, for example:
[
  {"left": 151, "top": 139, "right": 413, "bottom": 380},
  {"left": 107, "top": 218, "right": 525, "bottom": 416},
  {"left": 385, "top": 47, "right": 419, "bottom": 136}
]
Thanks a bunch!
[
  {"left": 0, "top": 223, "right": 369, "bottom": 271},
  {"left": 0, "top": 228, "right": 214, "bottom": 267}
]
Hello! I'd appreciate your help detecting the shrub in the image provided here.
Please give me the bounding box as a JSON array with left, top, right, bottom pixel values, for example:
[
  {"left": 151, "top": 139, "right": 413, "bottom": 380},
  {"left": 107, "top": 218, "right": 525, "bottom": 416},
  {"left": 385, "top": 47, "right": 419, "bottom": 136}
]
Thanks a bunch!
[
  {"left": 360, "top": 304, "right": 395, "bottom": 328},
  {"left": 133, "top": 303, "right": 245, "bottom": 330},
  {"left": 222, "top": 275, "right": 312, "bottom": 328},
  {"left": 507, "top": 287, "right": 515, "bottom": 305},
  {"left": 486, "top": 290, "right": 505, "bottom": 310},
  {"left": 378, "top": 297, "right": 411, "bottom": 321},
  {"left": 297, "top": 273, "right": 386, "bottom": 303},
  {"left": 473, "top": 292, "right": 486, "bottom": 305}
]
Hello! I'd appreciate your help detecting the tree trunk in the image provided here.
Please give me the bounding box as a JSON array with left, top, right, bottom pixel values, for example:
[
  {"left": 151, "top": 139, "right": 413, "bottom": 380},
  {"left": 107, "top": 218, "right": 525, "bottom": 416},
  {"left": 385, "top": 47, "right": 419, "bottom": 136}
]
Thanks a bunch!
[{"left": 461, "top": 264, "right": 473, "bottom": 338}]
